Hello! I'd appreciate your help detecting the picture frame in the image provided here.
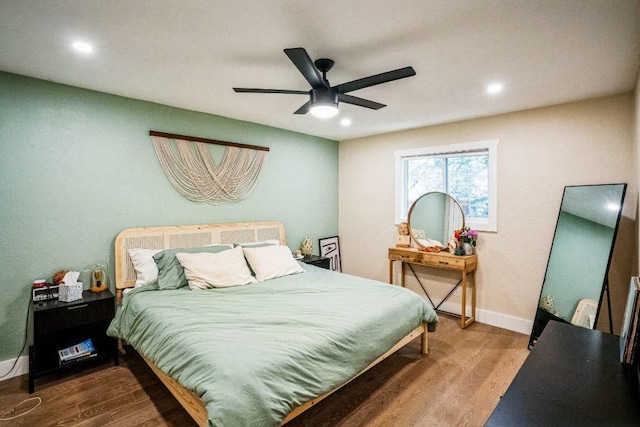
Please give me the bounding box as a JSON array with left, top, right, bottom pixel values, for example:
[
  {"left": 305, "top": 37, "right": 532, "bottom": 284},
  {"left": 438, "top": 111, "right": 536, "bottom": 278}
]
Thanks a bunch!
[
  {"left": 620, "top": 276, "right": 640, "bottom": 364},
  {"left": 319, "top": 236, "right": 341, "bottom": 272}
]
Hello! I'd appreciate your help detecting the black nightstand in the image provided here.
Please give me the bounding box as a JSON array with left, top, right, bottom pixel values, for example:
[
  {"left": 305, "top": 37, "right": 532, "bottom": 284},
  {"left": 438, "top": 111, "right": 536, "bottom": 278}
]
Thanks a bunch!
[
  {"left": 301, "top": 255, "right": 330, "bottom": 270},
  {"left": 29, "top": 290, "right": 118, "bottom": 393}
]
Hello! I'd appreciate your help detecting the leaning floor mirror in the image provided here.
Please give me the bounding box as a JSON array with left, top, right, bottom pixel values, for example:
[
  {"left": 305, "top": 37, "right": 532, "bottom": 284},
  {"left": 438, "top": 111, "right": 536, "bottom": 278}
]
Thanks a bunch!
[{"left": 529, "top": 183, "right": 627, "bottom": 348}]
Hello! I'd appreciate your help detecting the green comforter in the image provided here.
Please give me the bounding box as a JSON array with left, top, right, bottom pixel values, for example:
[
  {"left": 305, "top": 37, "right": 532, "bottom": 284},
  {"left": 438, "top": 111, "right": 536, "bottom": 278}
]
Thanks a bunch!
[{"left": 107, "top": 264, "right": 438, "bottom": 426}]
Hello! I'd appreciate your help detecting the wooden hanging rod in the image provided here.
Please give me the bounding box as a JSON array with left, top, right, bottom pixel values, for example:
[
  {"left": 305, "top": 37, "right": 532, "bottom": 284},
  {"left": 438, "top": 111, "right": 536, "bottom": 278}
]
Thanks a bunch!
[{"left": 149, "top": 131, "right": 270, "bottom": 152}]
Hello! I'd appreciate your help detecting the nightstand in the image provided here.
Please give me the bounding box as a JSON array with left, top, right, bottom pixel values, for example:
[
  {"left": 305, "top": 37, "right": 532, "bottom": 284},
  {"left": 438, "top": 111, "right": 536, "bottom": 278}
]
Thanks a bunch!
[
  {"left": 301, "top": 255, "right": 330, "bottom": 270},
  {"left": 29, "top": 290, "right": 118, "bottom": 393}
]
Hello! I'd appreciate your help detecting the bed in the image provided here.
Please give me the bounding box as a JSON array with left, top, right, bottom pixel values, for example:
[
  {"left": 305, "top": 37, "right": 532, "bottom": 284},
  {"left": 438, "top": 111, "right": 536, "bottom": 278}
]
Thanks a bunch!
[{"left": 107, "top": 221, "right": 438, "bottom": 426}]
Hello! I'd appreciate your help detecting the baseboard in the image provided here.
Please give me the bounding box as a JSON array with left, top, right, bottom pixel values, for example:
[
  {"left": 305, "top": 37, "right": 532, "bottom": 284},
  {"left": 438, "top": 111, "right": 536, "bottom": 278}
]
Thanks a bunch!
[
  {"left": 476, "top": 308, "right": 533, "bottom": 335},
  {"left": 437, "top": 300, "right": 533, "bottom": 335},
  {"left": 0, "top": 355, "right": 28, "bottom": 382}
]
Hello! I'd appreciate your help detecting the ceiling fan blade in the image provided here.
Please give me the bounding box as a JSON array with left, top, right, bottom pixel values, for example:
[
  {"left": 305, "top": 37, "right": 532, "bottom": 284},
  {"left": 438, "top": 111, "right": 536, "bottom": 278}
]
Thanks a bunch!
[
  {"left": 284, "top": 48, "right": 329, "bottom": 90},
  {"left": 339, "top": 94, "right": 386, "bottom": 110},
  {"left": 233, "top": 88, "right": 308, "bottom": 95},
  {"left": 336, "top": 66, "right": 416, "bottom": 94},
  {"left": 294, "top": 101, "right": 312, "bottom": 115}
]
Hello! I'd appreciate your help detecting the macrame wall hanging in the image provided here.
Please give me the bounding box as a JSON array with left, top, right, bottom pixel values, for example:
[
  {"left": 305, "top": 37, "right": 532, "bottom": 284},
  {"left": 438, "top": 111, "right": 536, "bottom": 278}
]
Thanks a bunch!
[{"left": 149, "top": 131, "right": 269, "bottom": 204}]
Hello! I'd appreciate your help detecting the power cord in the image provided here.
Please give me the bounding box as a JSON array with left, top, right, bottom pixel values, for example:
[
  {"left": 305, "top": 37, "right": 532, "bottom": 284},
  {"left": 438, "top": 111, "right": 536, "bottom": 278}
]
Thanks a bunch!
[
  {"left": 0, "top": 298, "right": 41, "bottom": 421},
  {"left": 0, "top": 298, "right": 31, "bottom": 379},
  {"left": 0, "top": 397, "right": 41, "bottom": 421}
]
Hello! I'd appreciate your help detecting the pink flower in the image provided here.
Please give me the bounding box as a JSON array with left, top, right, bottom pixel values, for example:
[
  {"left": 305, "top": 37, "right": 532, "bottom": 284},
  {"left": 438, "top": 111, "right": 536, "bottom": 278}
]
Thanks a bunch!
[{"left": 456, "top": 227, "right": 478, "bottom": 247}]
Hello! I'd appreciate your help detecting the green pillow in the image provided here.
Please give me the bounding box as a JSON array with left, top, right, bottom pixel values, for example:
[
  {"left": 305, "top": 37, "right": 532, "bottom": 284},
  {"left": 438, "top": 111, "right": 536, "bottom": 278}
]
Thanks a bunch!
[{"left": 153, "top": 245, "right": 232, "bottom": 290}]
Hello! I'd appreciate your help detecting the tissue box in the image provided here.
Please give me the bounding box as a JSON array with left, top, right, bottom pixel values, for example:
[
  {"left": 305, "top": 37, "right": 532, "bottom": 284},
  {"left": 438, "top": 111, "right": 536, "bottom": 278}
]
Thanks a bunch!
[{"left": 58, "top": 282, "right": 83, "bottom": 302}]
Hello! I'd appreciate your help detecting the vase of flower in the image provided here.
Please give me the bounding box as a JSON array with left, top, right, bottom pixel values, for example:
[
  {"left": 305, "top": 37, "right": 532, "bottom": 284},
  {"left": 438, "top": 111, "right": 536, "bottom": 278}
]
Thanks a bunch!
[
  {"left": 454, "top": 227, "right": 477, "bottom": 256},
  {"left": 463, "top": 241, "right": 473, "bottom": 255}
]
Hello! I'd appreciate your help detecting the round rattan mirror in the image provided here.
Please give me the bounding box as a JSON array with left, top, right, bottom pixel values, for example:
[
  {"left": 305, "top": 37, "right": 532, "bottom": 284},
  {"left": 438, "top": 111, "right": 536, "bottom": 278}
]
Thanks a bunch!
[{"left": 407, "top": 192, "right": 465, "bottom": 249}]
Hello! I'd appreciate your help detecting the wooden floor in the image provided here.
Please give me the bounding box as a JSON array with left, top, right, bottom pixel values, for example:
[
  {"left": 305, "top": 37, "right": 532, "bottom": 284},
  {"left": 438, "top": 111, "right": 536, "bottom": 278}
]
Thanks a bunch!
[{"left": 0, "top": 315, "right": 530, "bottom": 426}]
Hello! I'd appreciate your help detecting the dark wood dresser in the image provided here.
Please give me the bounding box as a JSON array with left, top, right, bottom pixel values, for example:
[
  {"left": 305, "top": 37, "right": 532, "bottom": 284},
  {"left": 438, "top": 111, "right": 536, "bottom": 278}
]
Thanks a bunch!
[{"left": 486, "top": 321, "right": 640, "bottom": 426}]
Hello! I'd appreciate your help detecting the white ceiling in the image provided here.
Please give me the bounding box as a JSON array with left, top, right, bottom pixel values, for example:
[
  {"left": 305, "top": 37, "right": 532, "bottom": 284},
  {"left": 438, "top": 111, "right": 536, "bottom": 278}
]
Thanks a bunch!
[{"left": 1, "top": 0, "right": 639, "bottom": 141}]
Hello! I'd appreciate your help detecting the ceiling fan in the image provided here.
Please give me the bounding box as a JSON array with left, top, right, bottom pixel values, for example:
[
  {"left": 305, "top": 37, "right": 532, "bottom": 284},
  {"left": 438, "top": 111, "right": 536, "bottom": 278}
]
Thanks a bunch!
[{"left": 233, "top": 47, "right": 416, "bottom": 118}]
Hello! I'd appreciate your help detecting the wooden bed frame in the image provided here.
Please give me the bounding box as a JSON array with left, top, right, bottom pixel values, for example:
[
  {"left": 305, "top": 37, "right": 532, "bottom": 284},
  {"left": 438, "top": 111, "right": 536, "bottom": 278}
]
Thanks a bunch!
[{"left": 114, "top": 220, "right": 429, "bottom": 426}]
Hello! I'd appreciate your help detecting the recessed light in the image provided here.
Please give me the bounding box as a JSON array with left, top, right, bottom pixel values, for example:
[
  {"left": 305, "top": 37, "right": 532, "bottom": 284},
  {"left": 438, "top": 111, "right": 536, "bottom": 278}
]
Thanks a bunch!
[
  {"left": 340, "top": 118, "right": 351, "bottom": 127},
  {"left": 72, "top": 41, "right": 93, "bottom": 54},
  {"left": 486, "top": 83, "right": 503, "bottom": 95}
]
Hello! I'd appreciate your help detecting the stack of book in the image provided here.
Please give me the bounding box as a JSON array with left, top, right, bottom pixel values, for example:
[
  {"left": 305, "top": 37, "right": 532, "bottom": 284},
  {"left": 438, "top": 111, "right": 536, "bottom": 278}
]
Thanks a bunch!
[
  {"left": 620, "top": 277, "right": 640, "bottom": 365},
  {"left": 58, "top": 338, "right": 97, "bottom": 366}
]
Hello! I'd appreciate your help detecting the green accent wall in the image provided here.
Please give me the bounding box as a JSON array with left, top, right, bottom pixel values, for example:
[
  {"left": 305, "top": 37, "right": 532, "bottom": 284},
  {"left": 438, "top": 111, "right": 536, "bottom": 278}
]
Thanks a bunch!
[{"left": 0, "top": 72, "right": 338, "bottom": 362}]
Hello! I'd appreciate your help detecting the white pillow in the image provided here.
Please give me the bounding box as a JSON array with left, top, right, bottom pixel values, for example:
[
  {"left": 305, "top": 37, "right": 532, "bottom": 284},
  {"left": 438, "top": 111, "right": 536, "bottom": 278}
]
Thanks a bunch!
[
  {"left": 128, "top": 248, "right": 162, "bottom": 287},
  {"left": 235, "top": 239, "right": 280, "bottom": 248},
  {"left": 175, "top": 246, "right": 257, "bottom": 290},
  {"left": 242, "top": 245, "right": 305, "bottom": 281}
]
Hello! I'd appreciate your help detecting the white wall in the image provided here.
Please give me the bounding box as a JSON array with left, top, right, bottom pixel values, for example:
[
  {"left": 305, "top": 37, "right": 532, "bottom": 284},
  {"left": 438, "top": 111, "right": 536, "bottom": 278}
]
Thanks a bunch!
[{"left": 339, "top": 94, "right": 636, "bottom": 334}]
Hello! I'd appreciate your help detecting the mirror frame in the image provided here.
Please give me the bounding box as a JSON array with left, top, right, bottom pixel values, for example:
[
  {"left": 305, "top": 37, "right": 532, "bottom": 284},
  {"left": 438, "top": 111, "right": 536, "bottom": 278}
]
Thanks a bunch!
[
  {"left": 407, "top": 191, "right": 465, "bottom": 250},
  {"left": 528, "top": 183, "right": 627, "bottom": 348}
]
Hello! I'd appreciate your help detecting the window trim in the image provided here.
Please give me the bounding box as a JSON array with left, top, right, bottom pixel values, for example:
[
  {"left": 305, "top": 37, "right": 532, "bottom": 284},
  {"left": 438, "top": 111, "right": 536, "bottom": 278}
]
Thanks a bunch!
[{"left": 394, "top": 139, "right": 498, "bottom": 232}]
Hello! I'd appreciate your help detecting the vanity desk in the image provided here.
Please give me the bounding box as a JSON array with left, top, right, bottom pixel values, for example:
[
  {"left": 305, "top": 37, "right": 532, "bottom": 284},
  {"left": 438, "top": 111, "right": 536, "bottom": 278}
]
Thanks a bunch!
[{"left": 388, "top": 247, "right": 477, "bottom": 328}]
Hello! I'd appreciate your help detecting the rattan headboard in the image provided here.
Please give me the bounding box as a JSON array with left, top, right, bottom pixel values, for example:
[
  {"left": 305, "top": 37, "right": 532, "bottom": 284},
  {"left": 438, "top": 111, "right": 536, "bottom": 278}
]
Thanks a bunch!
[{"left": 114, "top": 221, "right": 285, "bottom": 297}]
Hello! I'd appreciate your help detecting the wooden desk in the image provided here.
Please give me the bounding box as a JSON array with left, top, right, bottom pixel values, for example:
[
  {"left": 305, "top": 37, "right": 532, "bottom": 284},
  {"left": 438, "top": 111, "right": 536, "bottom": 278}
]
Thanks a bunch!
[
  {"left": 388, "top": 247, "right": 477, "bottom": 328},
  {"left": 486, "top": 321, "right": 640, "bottom": 426}
]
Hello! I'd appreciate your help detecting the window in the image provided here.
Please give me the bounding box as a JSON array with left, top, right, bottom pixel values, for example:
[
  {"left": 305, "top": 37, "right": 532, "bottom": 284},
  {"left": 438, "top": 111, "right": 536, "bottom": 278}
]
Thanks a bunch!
[{"left": 395, "top": 139, "right": 498, "bottom": 232}]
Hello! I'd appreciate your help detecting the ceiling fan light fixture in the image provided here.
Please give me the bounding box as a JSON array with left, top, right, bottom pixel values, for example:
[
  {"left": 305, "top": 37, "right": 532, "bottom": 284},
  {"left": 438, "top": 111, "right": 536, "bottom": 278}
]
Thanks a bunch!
[
  {"left": 309, "top": 88, "right": 339, "bottom": 119},
  {"left": 310, "top": 104, "right": 339, "bottom": 118},
  {"left": 233, "top": 47, "right": 416, "bottom": 117}
]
